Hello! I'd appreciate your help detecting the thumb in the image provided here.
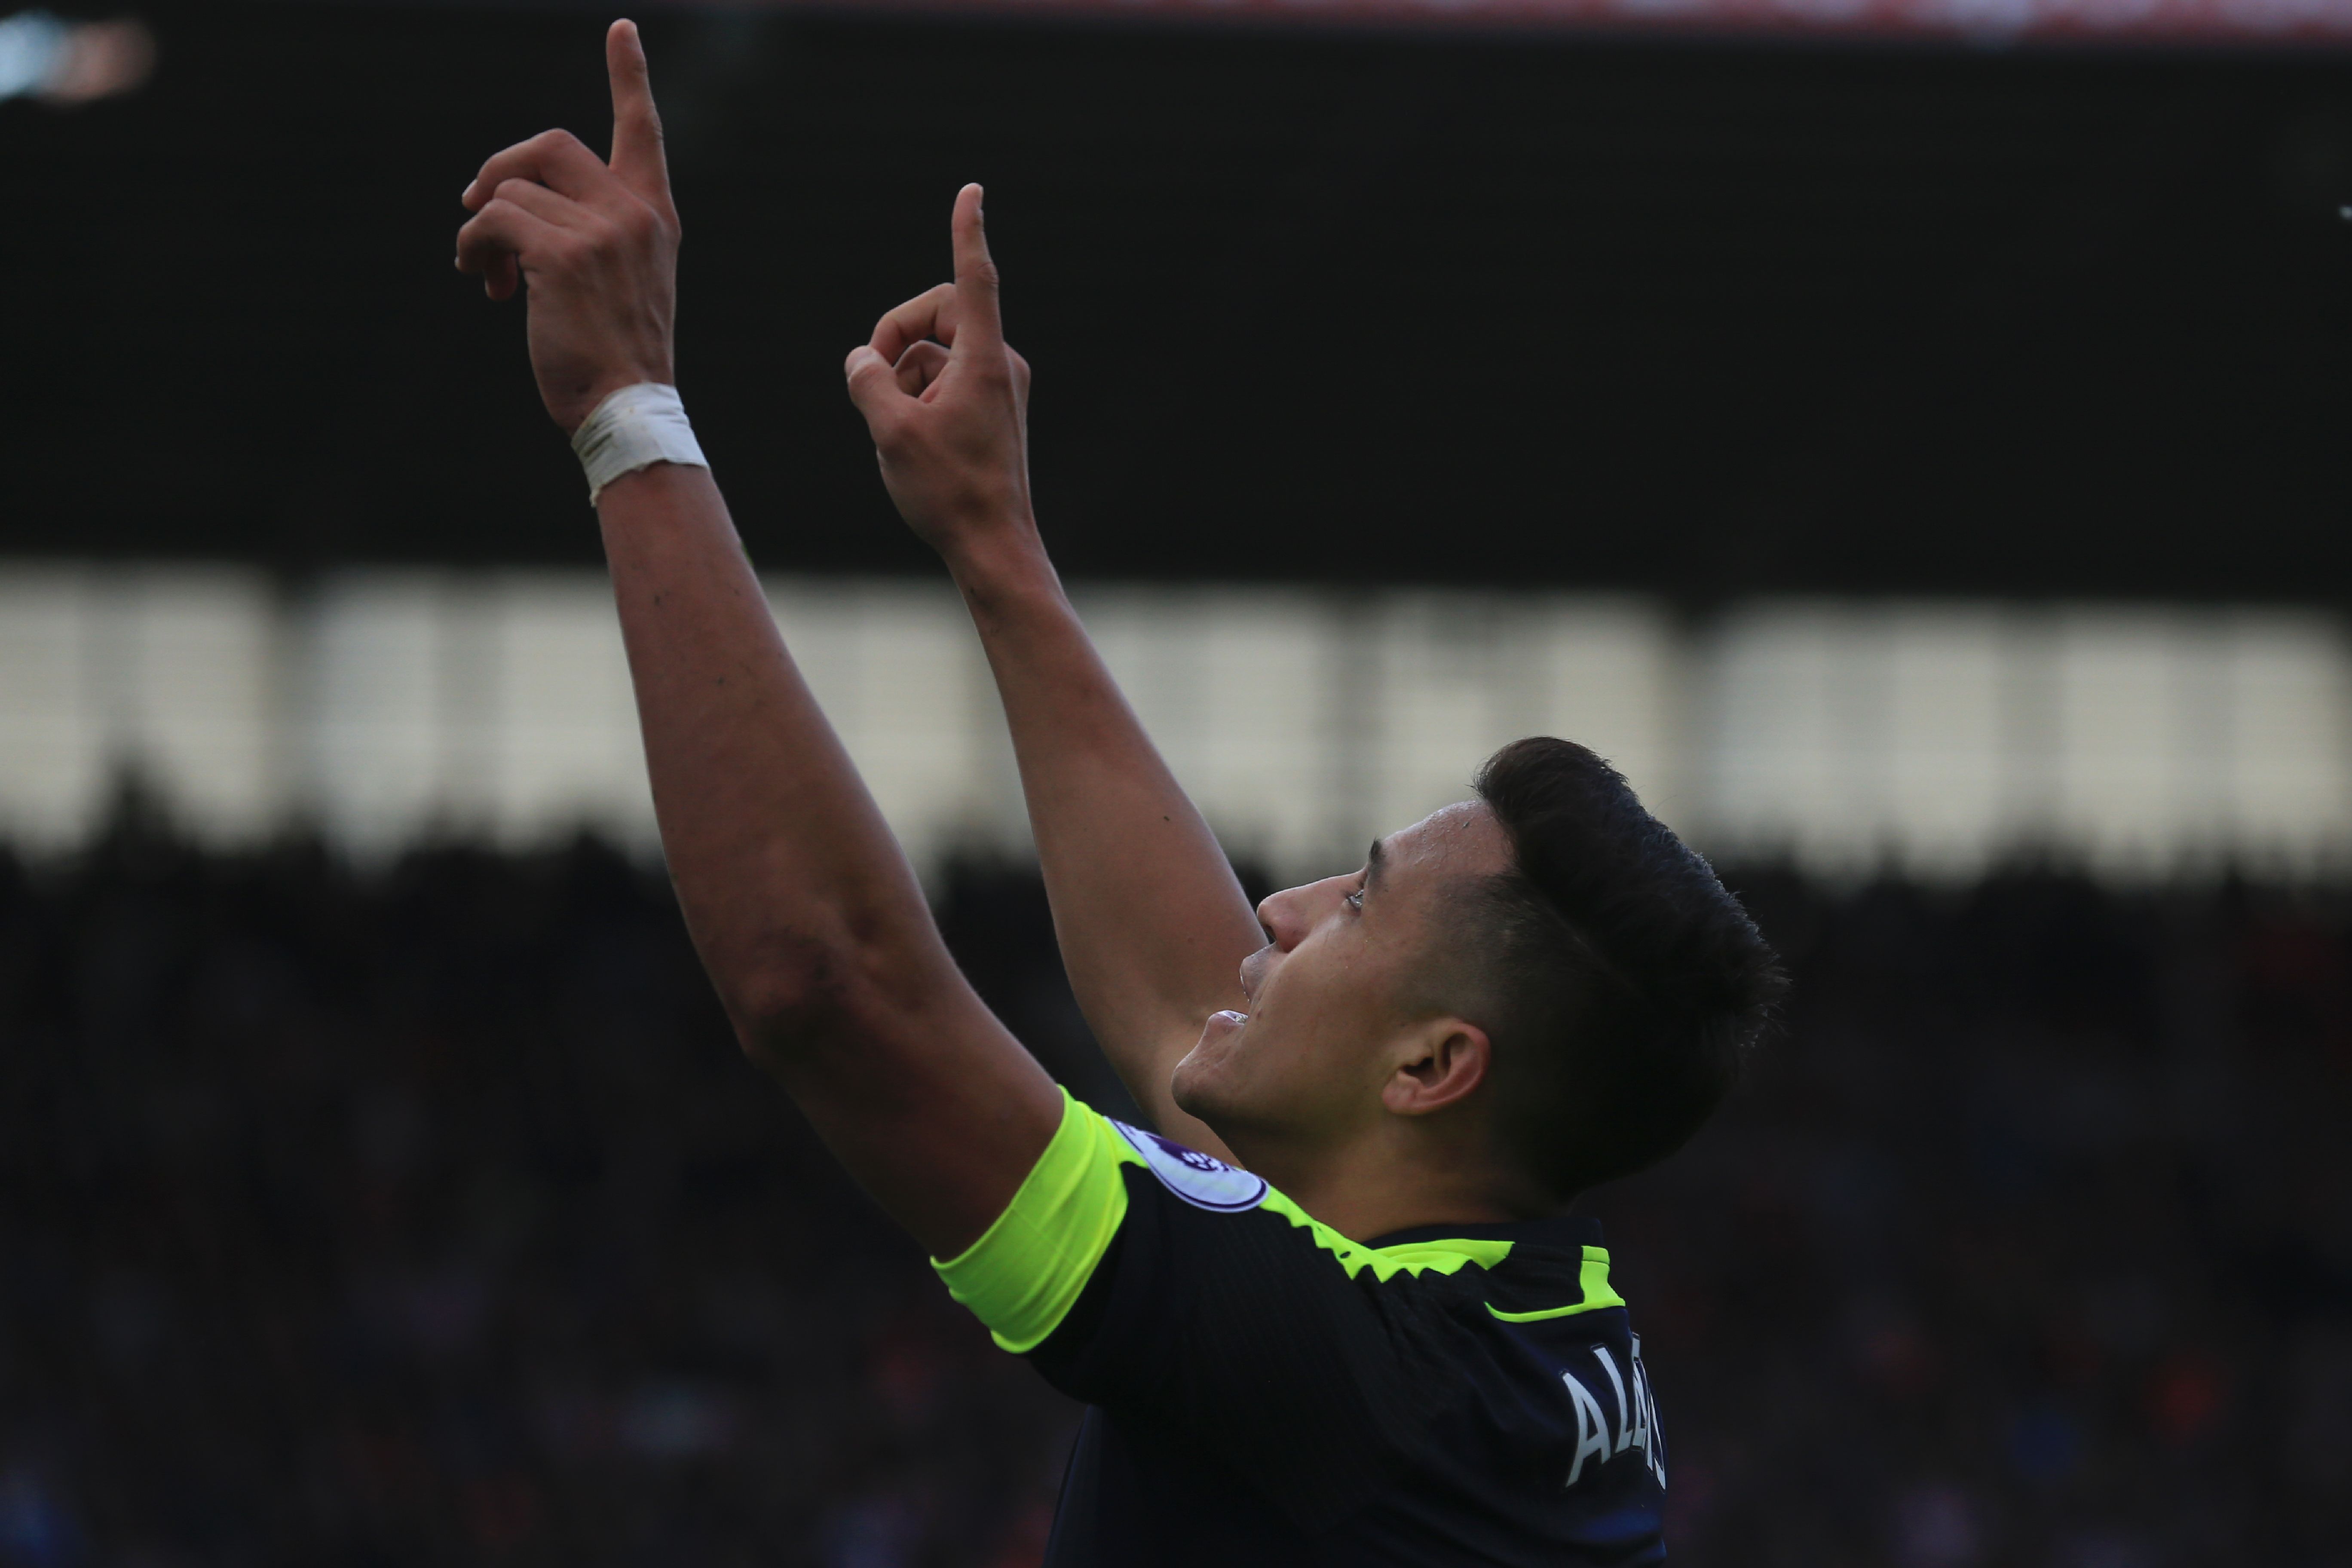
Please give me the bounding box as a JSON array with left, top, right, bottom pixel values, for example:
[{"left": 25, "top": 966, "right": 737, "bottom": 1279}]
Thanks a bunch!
[
  {"left": 949, "top": 184, "right": 1004, "bottom": 355},
  {"left": 844, "top": 345, "right": 912, "bottom": 432},
  {"left": 606, "top": 19, "right": 672, "bottom": 207}
]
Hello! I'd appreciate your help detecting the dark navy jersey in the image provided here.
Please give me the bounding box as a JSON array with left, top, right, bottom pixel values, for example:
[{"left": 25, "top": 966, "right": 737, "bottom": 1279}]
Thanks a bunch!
[{"left": 934, "top": 1091, "right": 1668, "bottom": 1565}]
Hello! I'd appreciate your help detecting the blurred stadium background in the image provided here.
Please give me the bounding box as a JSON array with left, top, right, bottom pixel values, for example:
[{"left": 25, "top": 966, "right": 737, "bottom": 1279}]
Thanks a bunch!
[{"left": 7, "top": 0, "right": 2352, "bottom": 1564}]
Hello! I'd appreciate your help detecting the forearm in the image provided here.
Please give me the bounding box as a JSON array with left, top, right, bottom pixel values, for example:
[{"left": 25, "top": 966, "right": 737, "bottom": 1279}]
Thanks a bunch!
[
  {"left": 599, "top": 464, "right": 924, "bottom": 1024},
  {"left": 595, "top": 463, "right": 1058, "bottom": 1247},
  {"left": 949, "top": 532, "right": 1264, "bottom": 1153},
  {"left": 459, "top": 48, "right": 1061, "bottom": 1257},
  {"left": 829, "top": 184, "right": 1240, "bottom": 1147}
]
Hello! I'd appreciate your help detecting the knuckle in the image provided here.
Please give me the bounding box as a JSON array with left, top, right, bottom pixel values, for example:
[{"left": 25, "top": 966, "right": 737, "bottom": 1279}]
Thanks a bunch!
[{"left": 478, "top": 139, "right": 527, "bottom": 175}]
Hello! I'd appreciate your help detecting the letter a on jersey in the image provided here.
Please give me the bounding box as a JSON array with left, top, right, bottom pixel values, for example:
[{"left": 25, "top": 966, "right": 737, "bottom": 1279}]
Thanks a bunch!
[{"left": 1561, "top": 1370, "right": 1613, "bottom": 1488}]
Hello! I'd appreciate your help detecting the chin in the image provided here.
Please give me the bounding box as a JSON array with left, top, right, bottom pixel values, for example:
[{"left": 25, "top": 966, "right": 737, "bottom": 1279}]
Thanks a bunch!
[
  {"left": 1167, "top": 1053, "right": 1210, "bottom": 1119},
  {"left": 1168, "top": 1050, "right": 1234, "bottom": 1132}
]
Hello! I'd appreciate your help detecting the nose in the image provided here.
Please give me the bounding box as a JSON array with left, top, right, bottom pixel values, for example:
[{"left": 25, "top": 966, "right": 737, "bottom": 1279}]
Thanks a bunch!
[
  {"left": 1255, "top": 873, "right": 1353, "bottom": 953},
  {"left": 1254, "top": 888, "right": 1302, "bottom": 952}
]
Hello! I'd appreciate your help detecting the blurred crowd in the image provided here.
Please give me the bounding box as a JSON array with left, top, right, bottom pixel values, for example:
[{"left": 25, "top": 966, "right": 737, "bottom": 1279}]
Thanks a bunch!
[
  {"left": 1608, "top": 870, "right": 2352, "bottom": 1568},
  {"left": 0, "top": 824, "right": 1077, "bottom": 1568},
  {"left": 0, "top": 819, "right": 2346, "bottom": 1567}
]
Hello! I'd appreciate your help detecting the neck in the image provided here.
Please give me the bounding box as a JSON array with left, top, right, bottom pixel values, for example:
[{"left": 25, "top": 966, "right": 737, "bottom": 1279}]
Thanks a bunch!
[{"left": 1230, "top": 1120, "right": 1542, "bottom": 1243}]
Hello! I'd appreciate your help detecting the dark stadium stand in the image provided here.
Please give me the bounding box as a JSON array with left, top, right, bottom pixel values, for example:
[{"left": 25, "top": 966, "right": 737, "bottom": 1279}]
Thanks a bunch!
[
  {"left": 8, "top": 3, "right": 2352, "bottom": 598},
  {"left": 0, "top": 823, "right": 2343, "bottom": 1565}
]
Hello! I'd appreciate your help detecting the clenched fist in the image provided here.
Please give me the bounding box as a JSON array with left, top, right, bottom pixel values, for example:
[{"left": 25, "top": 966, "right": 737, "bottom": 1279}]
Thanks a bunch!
[{"left": 455, "top": 20, "right": 678, "bottom": 433}]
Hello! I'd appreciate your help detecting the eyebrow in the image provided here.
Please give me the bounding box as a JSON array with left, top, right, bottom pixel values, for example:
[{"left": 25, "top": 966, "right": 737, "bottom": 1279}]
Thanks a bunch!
[{"left": 1364, "top": 839, "right": 1387, "bottom": 892}]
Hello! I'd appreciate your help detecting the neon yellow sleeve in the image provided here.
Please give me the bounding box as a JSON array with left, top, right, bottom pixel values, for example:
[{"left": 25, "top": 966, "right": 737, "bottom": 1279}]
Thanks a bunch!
[{"left": 931, "top": 1088, "right": 1140, "bottom": 1354}]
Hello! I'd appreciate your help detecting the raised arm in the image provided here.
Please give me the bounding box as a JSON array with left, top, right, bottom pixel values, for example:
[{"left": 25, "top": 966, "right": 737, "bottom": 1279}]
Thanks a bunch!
[
  {"left": 842, "top": 218, "right": 1264, "bottom": 1161},
  {"left": 453, "top": 20, "right": 1060, "bottom": 1259}
]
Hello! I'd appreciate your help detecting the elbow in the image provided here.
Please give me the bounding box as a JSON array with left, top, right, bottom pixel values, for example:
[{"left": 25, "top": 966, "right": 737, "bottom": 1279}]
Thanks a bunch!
[
  {"left": 719, "top": 929, "right": 892, "bottom": 1067},
  {"left": 726, "top": 963, "right": 849, "bottom": 1066}
]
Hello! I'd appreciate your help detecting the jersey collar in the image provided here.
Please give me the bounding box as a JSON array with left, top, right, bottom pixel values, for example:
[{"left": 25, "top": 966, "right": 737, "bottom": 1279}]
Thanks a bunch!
[{"left": 1364, "top": 1213, "right": 1603, "bottom": 1253}]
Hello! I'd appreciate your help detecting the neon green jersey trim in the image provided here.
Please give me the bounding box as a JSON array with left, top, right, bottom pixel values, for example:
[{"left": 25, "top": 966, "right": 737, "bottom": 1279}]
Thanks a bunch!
[
  {"left": 1258, "top": 1189, "right": 1515, "bottom": 1282},
  {"left": 930, "top": 1088, "right": 1144, "bottom": 1354},
  {"left": 1484, "top": 1246, "right": 1625, "bottom": 1321},
  {"left": 932, "top": 1093, "right": 1540, "bottom": 1354}
]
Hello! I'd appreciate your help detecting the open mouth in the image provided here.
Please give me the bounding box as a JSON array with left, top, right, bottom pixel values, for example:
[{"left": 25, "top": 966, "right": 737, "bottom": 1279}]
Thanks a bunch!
[
  {"left": 1200, "top": 1009, "right": 1250, "bottom": 1048},
  {"left": 1237, "top": 950, "right": 1270, "bottom": 1005}
]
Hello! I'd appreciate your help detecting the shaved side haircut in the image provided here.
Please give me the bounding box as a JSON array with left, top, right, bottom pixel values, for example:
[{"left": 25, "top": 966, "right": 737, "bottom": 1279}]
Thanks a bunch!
[{"left": 1463, "top": 737, "right": 1785, "bottom": 1201}]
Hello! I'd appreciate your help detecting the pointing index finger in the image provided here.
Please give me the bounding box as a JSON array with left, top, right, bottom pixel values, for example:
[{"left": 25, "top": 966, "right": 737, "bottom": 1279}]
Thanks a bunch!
[
  {"left": 606, "top": 18, "right": 672, "bottom": 210},
  {"left": 949, "top": 184, "right": 1003, "bottom": 355}
]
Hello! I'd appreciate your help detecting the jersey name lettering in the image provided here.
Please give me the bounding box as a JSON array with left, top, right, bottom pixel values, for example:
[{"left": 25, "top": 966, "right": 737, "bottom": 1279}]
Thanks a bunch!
[{"left": 1561, "top": 1335, "right": 1665, "bottom": 1490}]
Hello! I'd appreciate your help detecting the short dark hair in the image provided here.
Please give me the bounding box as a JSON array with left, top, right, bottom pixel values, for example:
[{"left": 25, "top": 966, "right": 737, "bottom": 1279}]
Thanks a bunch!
[{"left": 1464, "top": 736, "right": 1783, "bottom": 1201}]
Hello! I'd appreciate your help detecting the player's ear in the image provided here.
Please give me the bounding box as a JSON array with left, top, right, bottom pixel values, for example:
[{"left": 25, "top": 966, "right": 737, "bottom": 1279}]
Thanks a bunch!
[{"left": 1382, "top": 1020, "right": 1490, "bottom": 1117}]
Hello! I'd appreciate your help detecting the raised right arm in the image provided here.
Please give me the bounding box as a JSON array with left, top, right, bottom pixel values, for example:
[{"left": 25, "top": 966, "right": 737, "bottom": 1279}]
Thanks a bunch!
[
  {"left": 453, "top": 27, "right": 1062, "bottom": 1260},
  {"left": 844, "top": 265, "right": 1263, "bottom": 1161}
]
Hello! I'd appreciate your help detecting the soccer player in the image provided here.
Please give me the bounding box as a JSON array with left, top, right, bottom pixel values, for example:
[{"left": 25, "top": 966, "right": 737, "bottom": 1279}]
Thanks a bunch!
[{"left": 456, "top": 24, "right": 1783, "bottom": 1563}]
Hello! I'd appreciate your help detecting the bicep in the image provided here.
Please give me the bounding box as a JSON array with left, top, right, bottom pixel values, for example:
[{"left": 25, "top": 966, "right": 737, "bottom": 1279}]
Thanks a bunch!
[
  {"left": 753, "top": 951, "right": 1064, "bottom": 1261},
  {"left": 1038, "top": 818, "right": 1256, "bottom": 1162}
]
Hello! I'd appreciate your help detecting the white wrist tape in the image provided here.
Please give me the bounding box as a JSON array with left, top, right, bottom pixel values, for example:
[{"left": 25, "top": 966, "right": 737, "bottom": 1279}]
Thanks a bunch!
[{"left": 570, "top": 383, "right": 708, "bottom": 505}]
